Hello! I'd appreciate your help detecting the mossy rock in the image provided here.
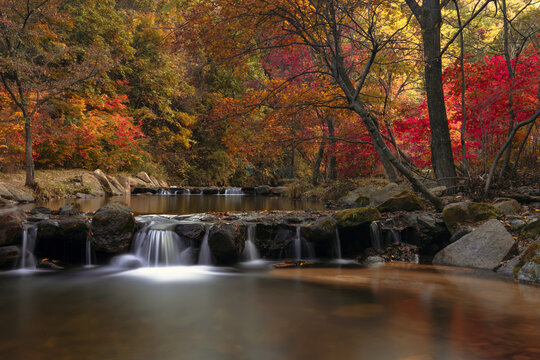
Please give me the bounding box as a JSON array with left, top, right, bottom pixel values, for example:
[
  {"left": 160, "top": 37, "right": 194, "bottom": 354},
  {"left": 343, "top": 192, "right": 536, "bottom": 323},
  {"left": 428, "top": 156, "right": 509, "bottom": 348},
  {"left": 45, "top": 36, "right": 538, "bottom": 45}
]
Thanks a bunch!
[
  {"left": 376, "top": 191, "right": 424, "bottom": 213},
  {"left": 301, "top": 216, "right": 337, "bottom": 244},
  {"left": 513, "top": 242, "right": 540, "bottom": 283},
  {"left": 335, "top": 207, "right": 381, "bottom": 229},
  {"left": 442, "top": 201, "right": 500, "bottom": 233},
  {"left": 520, "top": 220, "right": 540, "bottom": 238}
]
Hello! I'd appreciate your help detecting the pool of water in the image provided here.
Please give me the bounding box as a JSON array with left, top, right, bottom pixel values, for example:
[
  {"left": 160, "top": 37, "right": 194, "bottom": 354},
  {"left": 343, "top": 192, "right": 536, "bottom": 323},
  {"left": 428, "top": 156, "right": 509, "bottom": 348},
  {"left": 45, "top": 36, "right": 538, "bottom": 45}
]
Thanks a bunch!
[
  {"left": 22, "top": 194, "right": 323, "bottom": 215},
  {"left": 0, "top": 264, "right": 538, "bottom": 360}
]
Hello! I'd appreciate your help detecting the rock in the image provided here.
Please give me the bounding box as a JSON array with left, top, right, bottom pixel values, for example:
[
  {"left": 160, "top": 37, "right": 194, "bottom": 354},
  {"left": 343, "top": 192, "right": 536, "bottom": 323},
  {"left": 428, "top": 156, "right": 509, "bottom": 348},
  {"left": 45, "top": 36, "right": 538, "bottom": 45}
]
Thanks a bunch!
[
  {"left": 241, "top": 187, "right": 256, "bottom": 195},
  {"left": 254, "top": 223, "right": 296, "bottom": 258},
  {"left": 271, "top": 187, "right": 287, "bottom": 196},
  {"left": 202, "top": 188, "right": 219, "bottom": 195},
  {"left": 93, "top": 170, "right": 124, "bottom": 196},
  {"left": 37, "top": 259, "right": 64, "bottom": 270},
  {"left": 58, "top": 202, "right": 82, "bottom": 216},
  {"left": 430, "top": 186, "right": 447, "bottom": 197},
  {"left": 0, "top": 183, "right": 34, "bottom": 203},
  {"left": 449, "top": 227, "right": 472, "bottom": 243},
  {"left": 36, "top": 219, "right": 89, "bottom": 264},
  {"left": 76, "top": 192, "right": 95, "bottom": 199},
  {"left": 338, "top": 186, "right": 374, "bottom": 208},
  {"left": 30, "top": 206, "right": 52, "bottom": 215},
  {"left": 175, "top": 223, "right": 206, "bottom": 243},
  {"left": 90, "top": 203, "right": 136, "bottom": 253},
  {"left": 208, "top": 223, "right": 245, "bottom": 265},
  {"left": 362, "top": 256, "right": 385, "bottom": 266},
  {"left": 111, "top": 254, "right": 144, "bottom": 269},
  {"left": 513, "top": 243, "right": 540, "bottom": 283},
  {"left": 397, "top": 213, "right": 451, "bottom": 255},
  {"left": 520, "top": 220, "right": 539, "bottom": 238},
  {"left": 136, "top": 171, "right": 152, "bottom": 184},
  {"left": 510, "top": 220, "right": 526, "bottom": 230},
  {"left": 442, "top": 201, "right": 500, "bottom": 233},
  {"left": 256, "top": 185, "right": 272, "bottom": 195},
  {"left": 335, "top": 207, "right": 381, "bottom": 229},
  {"left": 0, "top": 246, "right": 21, "bottom": 268},
  {"left": 301, "top": 216, "right": 337, "bottom": 245},
  {"left": 0, "top": 197, "right": 17, "bottom": 207},
  {"left": 369, "top": 183, "right": 405, "bottom": 207},
  {"left": 149, "top": 175, "right": 161, "bottom": 187},
  {"left": 0, "top": 208, "right": 26, "bottom": 246},
  {"left": 494, "top": 199, "right": 521, "bottom": 215},
  {"left": 107, "top": 175, "right": 126, "bottom": 195},
  {"left": 377, "top": 191, "right": 424, "bottom": 213},
  {"left": 432, "top": 219, "right": 515, "bottom": 270},
  {"left": 127, "top": 176, "right": 147, "bottom": 189},
  {"left": 497, "top": 256, "right": 520, "bottom": 278},
  {"left": 81, "top": 173, "right": 105, "bottom": 196}
]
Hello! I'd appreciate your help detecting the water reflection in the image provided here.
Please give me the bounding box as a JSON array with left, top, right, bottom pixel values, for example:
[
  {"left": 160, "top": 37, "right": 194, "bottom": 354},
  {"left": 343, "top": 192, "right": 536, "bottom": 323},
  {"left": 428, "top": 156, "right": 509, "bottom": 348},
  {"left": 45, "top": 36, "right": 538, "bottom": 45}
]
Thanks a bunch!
[
  {"left": 21, "top": 194, "right": 323, "bottom": 215},
  {"left": 0, "top": 264, "right": 538, "bottom": 360}
]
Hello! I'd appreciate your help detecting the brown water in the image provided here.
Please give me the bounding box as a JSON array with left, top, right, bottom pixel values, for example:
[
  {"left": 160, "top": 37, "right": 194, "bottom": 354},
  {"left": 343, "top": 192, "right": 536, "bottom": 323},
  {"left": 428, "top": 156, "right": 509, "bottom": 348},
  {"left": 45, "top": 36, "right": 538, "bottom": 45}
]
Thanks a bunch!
[
  {"left": 21, "top": 194, "right": 323, "bottom": 215},
  {"left": 0, "top": 263, "right": 538, "bottom": 360}
]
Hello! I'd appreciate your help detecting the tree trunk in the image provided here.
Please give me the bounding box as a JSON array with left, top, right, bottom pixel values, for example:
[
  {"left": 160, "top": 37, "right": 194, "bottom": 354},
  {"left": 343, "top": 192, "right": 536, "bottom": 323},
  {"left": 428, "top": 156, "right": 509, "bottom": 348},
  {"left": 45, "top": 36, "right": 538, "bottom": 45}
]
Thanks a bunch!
[
  {"left": 373, "top": 141, "right": 398, "bottom": 182},
  {"left": 24, "top": 116, "right": 35, "bottom": 188},
  {"left": 312, "top": 141, "right": 325, "bottom": 185},
  {"left": 421, "top": 0, "right": 458, "bottom": 188},
  {"left": 290, "top": 144, "right": 295, "bottom": 179}
]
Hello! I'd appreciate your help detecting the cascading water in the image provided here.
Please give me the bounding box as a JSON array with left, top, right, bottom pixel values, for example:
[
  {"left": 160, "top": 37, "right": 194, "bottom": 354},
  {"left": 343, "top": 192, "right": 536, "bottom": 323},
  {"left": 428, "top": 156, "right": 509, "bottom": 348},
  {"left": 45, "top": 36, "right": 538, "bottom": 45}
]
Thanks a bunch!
[
  {"left": 183, "top": 188, "right": 191, "bottom": 195},
  {"left": 158, "top": 189, "right": 179, "bottom": 195},
  {"left": 224, "top": 188, "right": 244, "bottom": 195},
  {"left": 132, "top": 226, "right": 186, "bottom": 266},
  {"left": 198, "top": 228, "right": 212, "bottom": 265},
  {"left": 292, "top": 226, "right": 315, "bottom": 261},
  {"left": 20, "top": 223, "right": 38, "bottom": 269},
  {"left": 369, "top": 222, "right": 383, "bottom": 250},
  {"left": 334, "top": 229, "right": 343, "bottom": 260},
  {"left": 85, "top": 238, "right": 93, "bottom": 266},
  {"left": 294, "top": 226, "right": 302, "bottom": 260},
  {"left": 387, "top": 229, "right": 402, "bottom": 245},
  {"left": 242, "top": 225, "right": 260, "bottom": 261}
]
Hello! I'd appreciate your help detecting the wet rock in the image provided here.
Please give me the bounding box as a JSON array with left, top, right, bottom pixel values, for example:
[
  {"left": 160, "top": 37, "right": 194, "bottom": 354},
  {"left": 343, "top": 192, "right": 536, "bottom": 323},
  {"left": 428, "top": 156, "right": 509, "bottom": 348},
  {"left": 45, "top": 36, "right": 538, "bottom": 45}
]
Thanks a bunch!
[
  {"left": 90, "top": 203, "right": 136, "bottom": 253},
  {"left": 81, "top": 173, "right": 105, "bottom": 197},
  {"left": 397, "top": 213, "right": 451, "bottom": 255},
  {"left": 36, "top": 219, "right": 89, "bottom": 264},
  {"left": 58, "top": 202, "right": 82, "bottom": 216},
  {"left": 241, "top": 187, "right": 256, "bottom": 195},
  {"left": 362, "top": 256, "right": 385, "bottom": 266},
  {"left": 369, "top": 183, "right": 405, "bottom": 207},
  {"left": 449, "top": 227, "right": 472, "bottom": 243},
  {"left": 377, "top": 191, "right": 424, "bottom": 213},
  {"left": 76, "top": 193, "right": 95, "bottom": 199},
  {"left": 442, "top": 201, "right": 500, "bottom": 233},
  {"left": 30, "top": 206, "right": 52, "bottom": 216},
  {"left": 202, "top": 188, "right": 219, "bottom": 195},
  {"left": 256, "top": 185, "right": 272, "bottom": 195},
  {"left": 433, "top": 219, "right": 515, "bottom": 270},
  {"left": 0, "top": 197, "right": 17, "bottom": 207},
  {"left": 335, "top": 207, "right": 381, "bottom": 229},
  {"left": 37, "top": 259, "right": 64, "bottom": 270},
  {"left": 271, "top": 187, "right": 286, "bottom": 196},
  {"left": 510, "top": 220, "right": 526, "bottom": 231},
  {"left": 513, "top": 243, "right": 540, "bottom": 283},
  {"left": 0, "top": 245, "right": 21, "bottom": 268},
  {"left": 494, "top": 199, "right": 521, "bottom": 215},
  {"left": 0, "top": 208, "right": 26, "bottom": 246},
  {"left": 254, "top": 223, "right": 296, "bottom": 258},
  {"left": 0, "top": 183, "right": 34, "bottom": 203},
  {"left": 301, "top": 216, "right": 336, "bottom": 244},
  {"left": 175, "top": 222, "right": 206, "bottom": 244},
  {"left": 497, "top": 256, "right": 520, "bottom": 279},
  {"left": 208, "top": 223, "right": 245, "bottom": 265}
]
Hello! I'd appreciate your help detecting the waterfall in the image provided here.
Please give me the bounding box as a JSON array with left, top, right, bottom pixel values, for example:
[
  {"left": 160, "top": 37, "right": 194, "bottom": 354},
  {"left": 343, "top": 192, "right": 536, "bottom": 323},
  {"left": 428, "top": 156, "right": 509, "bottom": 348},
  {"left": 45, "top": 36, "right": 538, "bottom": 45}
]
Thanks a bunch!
[
  {"left": 224, "top": 188, "right": 244, "bottom": 195},
  {"left": 242, "top": 225, "right": 260, "bottom": 261},
  {"left": 158, "top": 189, "right": 178, "bottom": 195},
  {"left": 132, "top": 228, "right": 185, "bottom": 266},
  {"left": 294, "top": 226, "right": 302, "bottom": 260},
  {"left": 183, "top": 188, "right": 191, "bottom": 195},
  {"left": 20, "top": 223, "right": 38, "bottom": 269},
  {"left": 198, "top": 228, "right": 212, "bottom": 265},
  {"left": 369, "top": 222, "right": 383, "bottom": 250},
  {"left": 388, "top": 229, "right": 402, "bottom": 245},
  {"left": 334, "top": 229, "right": 343, "bottom": 260},
  {"left": 85, "top": 238, "right": 92, "bottom": 266}
]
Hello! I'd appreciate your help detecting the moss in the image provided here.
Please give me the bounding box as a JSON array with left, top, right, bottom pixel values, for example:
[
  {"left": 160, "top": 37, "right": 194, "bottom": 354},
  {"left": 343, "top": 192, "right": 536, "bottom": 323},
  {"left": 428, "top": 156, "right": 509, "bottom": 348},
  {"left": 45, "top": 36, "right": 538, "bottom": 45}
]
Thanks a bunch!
[
  {"left": 335, "top": 207, "right": 381, "bottom": 228},
  {"left": 376, "top": 190, "right": 424, "bottom": 213},
  {"left": 468, "top": 202, "right": 500, "bottom": 222},
  {"left": 520, "top": 220, "right": 540, "bottom": 238},
  {"left": 513, "top": 243, "right": 540, "bottom": 281}
]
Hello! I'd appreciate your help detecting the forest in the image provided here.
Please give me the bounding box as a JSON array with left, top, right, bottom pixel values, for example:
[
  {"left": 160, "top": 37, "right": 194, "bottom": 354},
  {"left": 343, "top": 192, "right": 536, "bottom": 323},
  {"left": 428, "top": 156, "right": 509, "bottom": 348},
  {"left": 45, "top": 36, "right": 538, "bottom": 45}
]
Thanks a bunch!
[{"left": 0, "top": 0, "right": 539, "bottom": 200}]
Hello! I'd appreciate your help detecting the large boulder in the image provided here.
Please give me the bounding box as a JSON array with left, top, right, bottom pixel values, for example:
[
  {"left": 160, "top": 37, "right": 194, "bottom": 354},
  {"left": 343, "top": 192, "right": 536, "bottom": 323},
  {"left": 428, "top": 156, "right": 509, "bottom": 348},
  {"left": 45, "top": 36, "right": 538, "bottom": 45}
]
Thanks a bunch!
[
  {"left": 175, "top": 222, "right": 206, "bottom": 244},
  {"left": 208, "top": 223, "right": 245, "bottom": 265},
  {"left": 0, "top": 246, "right": 21, "bottom": 268},
  {"left": 90, "top": 203, "right": 136, "bottom": 253},
  {"left": 369, "top": 183, "right": 405, "bottom": 207},
  {"left": 377, "top": 191, "right": 424, "bottom": 213},
  {"left": 58, "top": 202, "right": 82, "bottom": 216},
  {"left": 136, "top": 171, "right": 152, "bottom": 184},
  {"left": 301, "top": 216, "right": 336, "bottom": 244},
  {"left": 338, "top": 186, "right": 375, "bottom": 208},
  {"left": 432, "top": 219, "right": 515, "bottom": 270},
  {"left": 81, "top": 173, "right": 105, "bottom": 196},
  {"left": 520, "top": 220, "right": 539, "bottom": 238},
  {"left": 0, "top": 183, "right": 34, "bottom": 203},
  {"left": 0, "top": 208, "right": 26, "bottom": 246},
  {"left": 254, "top": 222, "right": 296, "bottom": 258},
  {"left": 442, "top": 201, "right": 500, "bottom": 233},
  {"left": 93, "top": 170, "right": 124, "bottom": 196},
  {"left": 256, "top": 185, "right": 272, "bottom": 195},
  {"left": 36, "top": 219, "right": 89, "bottom": 264},
  {"left": 335, "top": 207, "right": 381, "bottom": 229},
  {"left": 513, "top": 243, "right": 540, "bottom": 283},
  {"left": 397, "top": 212, "right": 451, "bottom": 255}
]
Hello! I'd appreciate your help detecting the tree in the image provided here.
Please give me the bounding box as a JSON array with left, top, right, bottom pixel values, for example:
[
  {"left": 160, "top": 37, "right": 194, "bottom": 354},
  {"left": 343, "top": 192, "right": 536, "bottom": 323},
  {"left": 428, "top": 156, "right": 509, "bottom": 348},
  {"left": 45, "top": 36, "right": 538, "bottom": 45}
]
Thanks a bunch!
[{"left": 0, "top": 0, "right": 110, "bottom": 187}]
